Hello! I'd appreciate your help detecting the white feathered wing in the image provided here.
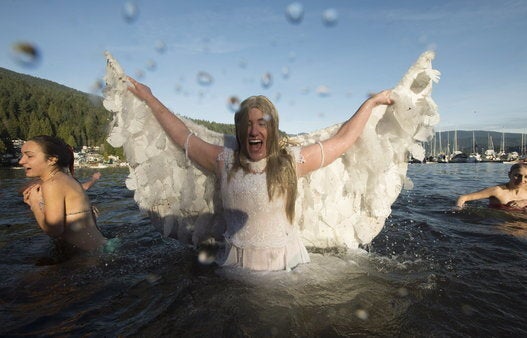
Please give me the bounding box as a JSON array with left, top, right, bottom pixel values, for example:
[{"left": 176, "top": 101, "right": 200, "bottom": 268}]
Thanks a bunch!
[
  {"left": 103, "top": 52, "right": 235, "bottom": 245},
  {"left": 103, "top": 51, "right": 440, "bottom": 249},
  {"left": 293, "top": 50, "right": 440, "bottom": 249}
]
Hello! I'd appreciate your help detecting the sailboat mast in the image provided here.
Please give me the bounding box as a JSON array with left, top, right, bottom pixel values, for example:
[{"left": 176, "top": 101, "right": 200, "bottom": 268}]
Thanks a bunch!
[
  {"left": 439, "top": 131, "right": 442, "bottom": 153},
  {"left": 522, "top": 133, "right": 525, "bottom": 156},
  {"left": 454, "top": 130, "right": 458, "bottom": 152}
]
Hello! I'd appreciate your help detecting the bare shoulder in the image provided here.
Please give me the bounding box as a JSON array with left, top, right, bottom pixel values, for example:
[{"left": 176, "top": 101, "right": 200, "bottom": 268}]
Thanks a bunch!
[{"left": 490, "top": 184, "right": 508, "bottom": 193}]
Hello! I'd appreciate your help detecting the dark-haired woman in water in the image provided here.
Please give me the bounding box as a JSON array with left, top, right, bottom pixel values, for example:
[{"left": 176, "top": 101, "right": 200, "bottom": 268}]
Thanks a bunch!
[{"left": 19, "top": 135, "right": 107, "bottom": 251}]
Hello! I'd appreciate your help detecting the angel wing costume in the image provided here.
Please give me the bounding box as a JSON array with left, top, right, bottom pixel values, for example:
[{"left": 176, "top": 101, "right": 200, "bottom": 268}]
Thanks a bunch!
[{"left": 103, "top": 51, "right": 440, "bottom": 270}]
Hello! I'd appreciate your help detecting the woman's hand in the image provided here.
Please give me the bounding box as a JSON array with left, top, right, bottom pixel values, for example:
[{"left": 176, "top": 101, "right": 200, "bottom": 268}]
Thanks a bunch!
[
  {"left": 127, "top": 76, "right": 154, "bottom": 103},
  {"left": 23, "top": 183, "right": 42, "bottom": 210},
  {"left": 506, "top": 200, "right": 527, "bottom": 209},
  {"left": 369, "top": 90, "right": 393, "bottom": 106}
]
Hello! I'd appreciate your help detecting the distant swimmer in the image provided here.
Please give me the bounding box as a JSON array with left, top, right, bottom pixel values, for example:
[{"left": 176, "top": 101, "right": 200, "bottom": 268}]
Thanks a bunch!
[
  {"left": 456, "top": 163, "right": 527, "bottom": 211},
  {"left": 82, "top": 171, "right": 102, "bottom": 191}
]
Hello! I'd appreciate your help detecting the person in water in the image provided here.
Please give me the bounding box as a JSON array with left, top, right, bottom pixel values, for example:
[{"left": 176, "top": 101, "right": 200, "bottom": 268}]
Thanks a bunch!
[
  {"left": 19, "top": 135, "right": 107, "bottom": 251},
  {"left": 128, "top": 77, "right": 393, "bottom": 271},
  {"left": 456, "top": 162, "right": 527, "bottom": 211},
  {"left": 82, "top": 171, "right": 102, "bottom": 191}
]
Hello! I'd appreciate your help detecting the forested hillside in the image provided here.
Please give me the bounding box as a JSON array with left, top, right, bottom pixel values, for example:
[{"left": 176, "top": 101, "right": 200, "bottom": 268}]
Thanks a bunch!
[
  {"left": 0, "top": 67, "right": 112, "bottom": 153},
  {"left": 0, "top": 67, "right": 238, "bottom": 158}
]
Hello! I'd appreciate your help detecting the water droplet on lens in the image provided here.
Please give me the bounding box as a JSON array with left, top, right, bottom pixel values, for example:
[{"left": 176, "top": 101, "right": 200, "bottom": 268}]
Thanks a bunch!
[
  {"left": 316, "top": 85, "right": 331, "bottom": 97},
  {"left": 146, "top": 59, "right": 157, "bottom": 71},
  {"left": 239, "top": 59, "right": 247, "bottom": 69},
  {"left": 135, "top": 69, "right": 145, "bottom": 79},
  {"left": 227, "top": 96, "right": 240, "bottom": 112},
  {"left": 261, "top": 72, "right": 273, "bottom": 89},
  {"left": 281, "top": 66, "right": 290, "bottom": 79},
  {"left": 197, "top": 71, "right": 214, "bottom": 86},
  {"left": 146, "top": 274, "right": 161, "bottom": 284},
  {"left": 11, "top": 42, "right": 41, "bottom": 67},
  {"left": 355, "top": 309, "right": 369, "bottom": 320},
  {"left": 397, "top": 287, "right": 409, "bottom": 297},
  {"left": 322, "top": 8, "right": 338, "bottom": 26},
  {"left": 198, "top": 251, "right": 215, "bottom": 265},
  {"left": 123, "top": 2, "right": 139, "bottom": 23},
  {"left": 155, "top": 40, "right": 167, "bottom": 53},
  {"left": 91, "top": 78, "right": 104, "bottom": 93},
  {"left": 285, "top": 2, "right": 304, "bottom": 24}
]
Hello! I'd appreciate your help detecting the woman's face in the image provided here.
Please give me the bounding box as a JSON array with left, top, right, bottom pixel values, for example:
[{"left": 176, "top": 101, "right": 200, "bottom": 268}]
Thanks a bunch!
[
  {"left": 245, "top": 107, "right": 269, "bottom": 161},
  {"left": 19, "top": 141, "right": 54, "bottom": 179},
  {"left": 508, "top": 166, "right": 527, "bottom": 187}
]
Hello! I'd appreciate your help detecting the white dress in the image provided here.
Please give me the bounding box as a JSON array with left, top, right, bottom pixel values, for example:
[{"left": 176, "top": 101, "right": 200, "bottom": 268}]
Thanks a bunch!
[{"left": 217, "top": 147, "right": 310, "bottom": 271}]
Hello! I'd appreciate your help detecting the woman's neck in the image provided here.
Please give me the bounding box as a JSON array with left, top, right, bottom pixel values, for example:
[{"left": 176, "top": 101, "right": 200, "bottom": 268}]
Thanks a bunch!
[
  {"left": 239, "top": 153, "right": 267, "bottom": 174},
  {"left": 41, "top": 168, "right": 61, "bottom": 182}
]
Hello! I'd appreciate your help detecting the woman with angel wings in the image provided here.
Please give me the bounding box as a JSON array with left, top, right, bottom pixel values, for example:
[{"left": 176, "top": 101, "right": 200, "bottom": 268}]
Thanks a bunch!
[
  {"left": 104, "top": 51, "right": 440, "bottom": 271},
  {"left": 128, "top": 78, "right": 392, "bottom": 271}
]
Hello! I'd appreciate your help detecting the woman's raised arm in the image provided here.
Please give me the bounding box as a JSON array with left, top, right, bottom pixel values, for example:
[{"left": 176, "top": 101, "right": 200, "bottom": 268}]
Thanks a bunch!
[
  {"left": 127, "top": 77, "right": 222, "bottom": 174},
  {"left": 297, "top": 90, "right": 393, "bottom": 177}
]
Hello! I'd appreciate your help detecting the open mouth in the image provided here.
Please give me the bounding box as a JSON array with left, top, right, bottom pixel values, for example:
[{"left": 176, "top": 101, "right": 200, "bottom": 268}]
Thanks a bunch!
[
  {"left": 248, "top": 139, "right": 263, "bottom": 150},
  {"left": 247, "top": 139, "right": 265, "bottom": 158}
]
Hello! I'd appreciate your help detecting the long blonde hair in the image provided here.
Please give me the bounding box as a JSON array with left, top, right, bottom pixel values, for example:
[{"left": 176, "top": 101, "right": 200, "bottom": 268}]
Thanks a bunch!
[{"left": 232, "top": 96, "right": 297, "bottom": 223}]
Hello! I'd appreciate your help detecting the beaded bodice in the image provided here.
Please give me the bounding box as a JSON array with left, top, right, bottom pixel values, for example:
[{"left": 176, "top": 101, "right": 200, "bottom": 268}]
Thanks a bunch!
[{"left": 219, "top": 148, "right": 298, "bottom": 248}]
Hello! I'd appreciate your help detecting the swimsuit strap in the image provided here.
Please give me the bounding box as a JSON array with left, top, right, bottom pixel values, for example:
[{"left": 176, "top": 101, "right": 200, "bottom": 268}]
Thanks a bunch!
[{"left": 65, "top": 209, "right": 92, "bottom": 216}]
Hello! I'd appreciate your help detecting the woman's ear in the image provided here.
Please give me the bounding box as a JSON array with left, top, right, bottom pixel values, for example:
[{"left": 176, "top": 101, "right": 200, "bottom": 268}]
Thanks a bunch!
[{"left": 47, "top": 156, "right": 58, "bottom": 166}]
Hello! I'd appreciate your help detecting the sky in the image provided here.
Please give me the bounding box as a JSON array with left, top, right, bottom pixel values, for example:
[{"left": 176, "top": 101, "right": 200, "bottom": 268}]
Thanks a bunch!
[{"left": 1, "top": 0, "right": 526, "bottom": 135}]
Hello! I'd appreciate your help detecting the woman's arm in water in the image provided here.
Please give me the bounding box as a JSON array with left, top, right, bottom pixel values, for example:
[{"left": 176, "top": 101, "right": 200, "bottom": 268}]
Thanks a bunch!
[{"left": 456, "top": 186, "right": 498, "bottom": 208}]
